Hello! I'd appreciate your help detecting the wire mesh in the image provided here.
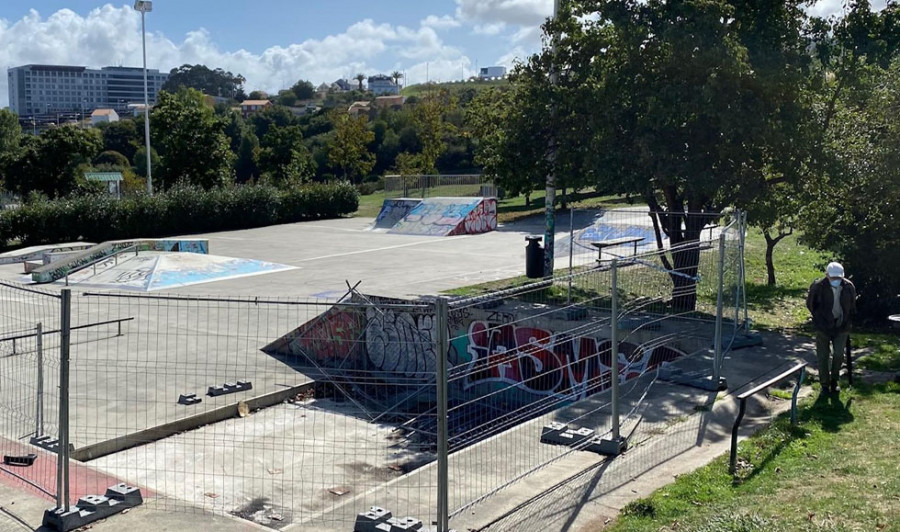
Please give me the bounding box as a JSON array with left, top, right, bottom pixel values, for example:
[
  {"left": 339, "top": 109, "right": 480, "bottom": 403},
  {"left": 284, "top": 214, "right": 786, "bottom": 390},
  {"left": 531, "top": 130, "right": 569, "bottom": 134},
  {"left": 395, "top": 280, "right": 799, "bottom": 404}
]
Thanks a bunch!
[
  {"left": 439, "top": 208, "right": 745, "bottom": 524},
  {"left": 383, "top": 175, "right": 497, "bottom": 199},
  {"left": 66, "top": 292, "right": 439, "bottom": 530},
  {"left": 0, "top": 281, "right": 61, "bottom": 502}
]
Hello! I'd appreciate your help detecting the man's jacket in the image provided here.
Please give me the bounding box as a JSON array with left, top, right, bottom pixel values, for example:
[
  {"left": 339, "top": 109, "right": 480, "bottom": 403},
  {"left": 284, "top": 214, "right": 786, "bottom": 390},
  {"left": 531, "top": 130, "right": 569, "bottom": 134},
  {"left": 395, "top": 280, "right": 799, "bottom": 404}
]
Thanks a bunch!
[{"left": 806, "top": 277, "right": 857, "bottom": 334}]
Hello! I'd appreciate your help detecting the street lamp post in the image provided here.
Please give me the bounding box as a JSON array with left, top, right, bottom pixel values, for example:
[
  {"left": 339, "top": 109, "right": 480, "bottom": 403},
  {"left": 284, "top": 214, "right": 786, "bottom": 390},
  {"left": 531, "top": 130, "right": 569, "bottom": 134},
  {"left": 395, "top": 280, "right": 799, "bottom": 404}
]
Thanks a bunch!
[{"left": 135, "top": 0, "right": 154, "bottom": 195}]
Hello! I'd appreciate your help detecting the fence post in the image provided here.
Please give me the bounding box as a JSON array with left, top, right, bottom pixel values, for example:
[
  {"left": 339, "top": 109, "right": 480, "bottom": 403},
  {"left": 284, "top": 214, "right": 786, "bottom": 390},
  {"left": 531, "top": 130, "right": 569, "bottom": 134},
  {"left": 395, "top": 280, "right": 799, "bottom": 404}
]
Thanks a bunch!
[
  {"left": 597, "top": 259, "right": 627, "bottom": 455},
  {"left": 57, "top": 289, "right": 71, "bottom": 511},
  {"left": 713, "top": 234, "right": 726, "bottom": 386},
  {"left": 567, "top": 207, "right": 575, "bottom": 305},
  {"left": 740, "top": 210, "right": 750, "bottom": 334},
  {"left": 434, "top": 297, "right": 450, "bottom": 532},
  {"left": 35, "top": 323, "right": 44, "bottom": 439},
  {"left": 610, "top": 259, "right": 621, "bottom": 441}
]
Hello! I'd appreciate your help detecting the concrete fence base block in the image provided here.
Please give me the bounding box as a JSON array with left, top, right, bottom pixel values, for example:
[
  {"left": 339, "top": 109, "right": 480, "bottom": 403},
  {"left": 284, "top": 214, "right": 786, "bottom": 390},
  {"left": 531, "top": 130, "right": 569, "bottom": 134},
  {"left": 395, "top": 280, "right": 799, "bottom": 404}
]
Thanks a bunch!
[
  {"left": 730, "top": 333, "right": 764, "bottom": 350},
  {"left": 539, "top": 422, "right": 569, "bottom": 445},
  {"left": 42, "top": 483, "right": 142, "bottom": 532},
  {"left": 587, "top": 436, "right": 628, "bottom": 456},
  {"left": 177, "top": 393, "right": 202, "bottom": 405},
  {"left": 355, "top": 506, "right": 393, "bottom": 532},
  {"left": 384, "top": 517, "right": 423, "bottom": 531},
  {"left": 208, "top": 380, "right": 253, "bottom": 397},
  {"left": 659, "top": 368, "right": 727, "bottom": 392},
  {"left": 29, "top": 436, "right": 75, "bottom": 455}
]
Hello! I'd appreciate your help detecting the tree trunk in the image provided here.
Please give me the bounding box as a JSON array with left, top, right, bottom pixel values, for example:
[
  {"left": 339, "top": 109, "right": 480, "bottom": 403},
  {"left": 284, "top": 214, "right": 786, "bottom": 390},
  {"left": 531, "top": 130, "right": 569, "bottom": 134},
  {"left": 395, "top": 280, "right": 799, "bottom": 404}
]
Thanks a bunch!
[
  {"left": 764, "top": 231, "right": 777, "bottom": 286},
  {"left": 525, "top": 192, "right": 531, "bottom": 207}
]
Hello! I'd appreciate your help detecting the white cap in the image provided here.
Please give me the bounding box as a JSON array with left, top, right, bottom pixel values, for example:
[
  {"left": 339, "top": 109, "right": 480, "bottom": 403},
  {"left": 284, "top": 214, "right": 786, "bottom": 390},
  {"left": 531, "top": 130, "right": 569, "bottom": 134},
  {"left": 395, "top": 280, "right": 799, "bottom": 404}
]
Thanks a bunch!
[{"left": 826, "top": 262, "right": 844, "bottom": 278}]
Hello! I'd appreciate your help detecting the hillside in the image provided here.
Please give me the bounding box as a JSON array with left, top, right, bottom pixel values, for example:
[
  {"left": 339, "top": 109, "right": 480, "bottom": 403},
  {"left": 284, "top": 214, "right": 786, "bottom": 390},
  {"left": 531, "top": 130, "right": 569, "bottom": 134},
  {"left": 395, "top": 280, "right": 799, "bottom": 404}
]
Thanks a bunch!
[{"left": 401, "top": 78, "right": 509, "bottom": 98}]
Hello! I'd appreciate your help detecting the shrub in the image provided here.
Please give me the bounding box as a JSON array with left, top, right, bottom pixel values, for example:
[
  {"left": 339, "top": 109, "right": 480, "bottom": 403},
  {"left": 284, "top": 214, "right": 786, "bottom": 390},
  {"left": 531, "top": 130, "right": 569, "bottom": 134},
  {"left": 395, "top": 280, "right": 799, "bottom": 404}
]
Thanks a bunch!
[{"left": 0, "top": 182, "right": 359, "bottom": 248}]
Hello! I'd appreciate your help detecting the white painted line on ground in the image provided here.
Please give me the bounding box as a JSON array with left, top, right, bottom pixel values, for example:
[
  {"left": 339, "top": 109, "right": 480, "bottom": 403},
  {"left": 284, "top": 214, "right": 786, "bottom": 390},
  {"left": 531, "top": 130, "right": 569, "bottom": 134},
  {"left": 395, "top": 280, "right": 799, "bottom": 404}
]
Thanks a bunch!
[{"left": 290, "top": 235, "right": 475, "bottom": 263}]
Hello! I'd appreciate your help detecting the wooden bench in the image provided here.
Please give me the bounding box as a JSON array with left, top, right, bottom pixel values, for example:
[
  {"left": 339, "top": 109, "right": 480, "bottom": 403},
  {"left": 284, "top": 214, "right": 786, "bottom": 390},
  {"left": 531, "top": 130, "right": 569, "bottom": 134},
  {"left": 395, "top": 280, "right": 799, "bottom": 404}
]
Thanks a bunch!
[{"left": 590, "top": 237, "right": 645, "bottom": 261}]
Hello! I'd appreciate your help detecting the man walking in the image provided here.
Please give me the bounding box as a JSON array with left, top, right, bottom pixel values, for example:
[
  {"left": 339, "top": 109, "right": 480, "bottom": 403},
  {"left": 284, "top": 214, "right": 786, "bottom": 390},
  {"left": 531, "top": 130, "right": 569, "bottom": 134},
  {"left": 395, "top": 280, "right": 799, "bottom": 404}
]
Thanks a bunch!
[{"left": 806, "top": 262, "right": 857, "bottom": 394}]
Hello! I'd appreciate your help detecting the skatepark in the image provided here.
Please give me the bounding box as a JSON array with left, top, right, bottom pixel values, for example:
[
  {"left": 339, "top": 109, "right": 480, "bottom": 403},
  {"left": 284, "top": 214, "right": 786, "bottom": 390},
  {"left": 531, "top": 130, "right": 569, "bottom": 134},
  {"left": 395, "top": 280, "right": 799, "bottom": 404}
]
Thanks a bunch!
[{"left": 0, "top": 205, "right": 805, "bottom": 532}]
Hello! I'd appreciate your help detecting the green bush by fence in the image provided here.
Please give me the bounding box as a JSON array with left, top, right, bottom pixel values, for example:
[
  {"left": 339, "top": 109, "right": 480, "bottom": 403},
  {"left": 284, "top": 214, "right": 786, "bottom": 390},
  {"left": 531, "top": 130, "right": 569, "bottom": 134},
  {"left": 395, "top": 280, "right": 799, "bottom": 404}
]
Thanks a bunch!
[{"left": 0, "top": 182, "right": 359, "bottom": 249}]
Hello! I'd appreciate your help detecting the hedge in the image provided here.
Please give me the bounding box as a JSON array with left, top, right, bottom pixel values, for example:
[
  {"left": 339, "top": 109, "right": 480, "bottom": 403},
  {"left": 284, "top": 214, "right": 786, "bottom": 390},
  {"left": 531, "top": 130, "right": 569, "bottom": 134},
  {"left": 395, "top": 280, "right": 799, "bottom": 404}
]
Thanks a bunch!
[{"left": 0, "top": 182, "right": 359, "bottom": 249}]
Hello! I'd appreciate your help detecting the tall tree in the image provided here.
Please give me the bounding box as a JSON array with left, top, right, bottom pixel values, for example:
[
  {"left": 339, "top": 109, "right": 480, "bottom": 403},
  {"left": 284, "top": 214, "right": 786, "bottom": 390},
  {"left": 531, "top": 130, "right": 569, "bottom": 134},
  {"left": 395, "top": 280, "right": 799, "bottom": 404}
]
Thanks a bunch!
[
  {"left": 327, "top": 112, "right": 375, "bottom": 182},
  {"left": 391, "top": 71, "right": 404, "bottom": 87},
  {"left": 162, "top": 64, "right": 247, "bottom": 99},
  {"left": 413, "top": 90, "right": 452, "bottom": 174},
  {"left": 499, "top": 0, "right": 813, "bottom": 309},
  {"left": 0, "top": 109, "right": 21, "bottom": 157},
  {"left": 355, "top": 73, "right": 366, "bottom": 91},
  {"left": 4, "top": 126, "right": 102, "bottom": 197},
  {"left": 291, "top": 80, "right": 315, "bottom": 100},
  {"left": 258, "top": 125, "right": 316, "bottom": 187},
  {"left": 98, "top": 119, "right": 140, "bottom": 161},
  {"left": 151, "top": 88, "right": 234, "bottom": 189}
]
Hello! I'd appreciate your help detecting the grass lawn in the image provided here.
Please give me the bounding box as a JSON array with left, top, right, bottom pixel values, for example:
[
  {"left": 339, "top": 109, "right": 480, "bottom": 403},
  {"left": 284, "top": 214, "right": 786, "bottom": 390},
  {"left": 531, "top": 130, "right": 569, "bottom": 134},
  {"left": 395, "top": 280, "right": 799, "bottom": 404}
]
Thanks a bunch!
[{"left": 607, "top": 380, "right": 900, "bottom": 532}]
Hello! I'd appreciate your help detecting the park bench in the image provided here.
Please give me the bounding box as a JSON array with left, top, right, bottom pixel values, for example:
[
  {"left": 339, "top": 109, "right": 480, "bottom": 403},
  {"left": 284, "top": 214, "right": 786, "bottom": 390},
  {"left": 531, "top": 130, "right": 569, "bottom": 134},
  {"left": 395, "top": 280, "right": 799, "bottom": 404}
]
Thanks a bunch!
[{"left": 590, "top": 236, "right": 645, "bottom": 261}]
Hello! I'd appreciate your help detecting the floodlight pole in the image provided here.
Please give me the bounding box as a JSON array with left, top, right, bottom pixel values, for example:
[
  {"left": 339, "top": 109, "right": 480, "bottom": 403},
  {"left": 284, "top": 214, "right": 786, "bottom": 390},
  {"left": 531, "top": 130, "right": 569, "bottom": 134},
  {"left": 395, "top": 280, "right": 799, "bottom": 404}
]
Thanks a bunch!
[
  {"left": 136, "top": 1, "right": 153, "bottom": 195},
  {"left": 543, "top": 0, "right": 560, "bottom": 277}
]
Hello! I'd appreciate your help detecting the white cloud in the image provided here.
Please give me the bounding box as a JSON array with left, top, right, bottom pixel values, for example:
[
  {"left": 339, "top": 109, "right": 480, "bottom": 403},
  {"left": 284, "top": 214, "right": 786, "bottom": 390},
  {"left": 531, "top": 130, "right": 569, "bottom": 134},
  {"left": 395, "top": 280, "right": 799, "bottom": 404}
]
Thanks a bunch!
[
  {"left": 456, "top": 0, "right": 553, "bottom": 27},
  {"left": 421, "top": 15, "right": 461, "bottom": 29},
  {"left": 0, "top": 6, "right": 474, "bottom": 108},
  {"left": 473, "top": 22, "right": 507, "bottom": 36}
]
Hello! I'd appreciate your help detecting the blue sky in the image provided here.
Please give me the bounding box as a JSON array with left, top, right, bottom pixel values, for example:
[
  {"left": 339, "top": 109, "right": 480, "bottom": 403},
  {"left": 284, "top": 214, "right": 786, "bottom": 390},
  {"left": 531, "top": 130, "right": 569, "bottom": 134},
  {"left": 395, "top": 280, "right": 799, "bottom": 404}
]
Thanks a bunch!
[
  {"left": 0, "top": 1, "right": 557, "bottom": 107},
  {"left": 0, "top": 1, "right": 880, "bottom": 108}
]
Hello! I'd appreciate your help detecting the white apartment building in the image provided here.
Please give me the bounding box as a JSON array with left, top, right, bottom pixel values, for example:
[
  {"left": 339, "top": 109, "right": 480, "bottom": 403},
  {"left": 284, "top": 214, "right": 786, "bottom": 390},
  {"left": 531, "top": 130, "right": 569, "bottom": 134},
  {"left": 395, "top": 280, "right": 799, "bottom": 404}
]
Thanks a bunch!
[{"left": 7, "top": 64, "right": 169, "bottom": 116}]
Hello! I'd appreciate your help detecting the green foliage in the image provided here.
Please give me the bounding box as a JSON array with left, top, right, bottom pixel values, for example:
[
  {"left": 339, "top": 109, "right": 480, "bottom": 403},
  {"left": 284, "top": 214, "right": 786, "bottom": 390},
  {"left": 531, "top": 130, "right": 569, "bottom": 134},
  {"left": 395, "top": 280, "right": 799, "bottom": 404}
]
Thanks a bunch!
[
  {"left": 290, "top": 80, "right": 315, "bottom": 100},
  {"left": 276, "top": 90, "right": 298, "bottom": 107},
  {"left": 4, "top": 125, "right": 103, "bottom": 198},
  {"left": 93, "top": 150, "right": 130, "bottom": 168},
  {"left": 0, "top": 182, "right": 358, "bottom": 248},
  {"left": 133, "top": 146, "right": 160, "bottom": 179},
  {"left": 98, "top": 119, "right": 140, "bottom": 161},
  {"left": 162, "top": 64, "right": 246, "bottom": 100},
  {"left": 412, "top": 90, "right": 452, "bottom": 174},
  {"left": 151, "top": 88, "right": 234, "bottom": 189},
  {"left": 258, "top": 125, "right": 316, "bottom": 187},
  {"left": 0, "top": 108, "right": 21, "bottom": 157},
  {"left": 327, "top": 112, "right": 375, "bottom": 182}
]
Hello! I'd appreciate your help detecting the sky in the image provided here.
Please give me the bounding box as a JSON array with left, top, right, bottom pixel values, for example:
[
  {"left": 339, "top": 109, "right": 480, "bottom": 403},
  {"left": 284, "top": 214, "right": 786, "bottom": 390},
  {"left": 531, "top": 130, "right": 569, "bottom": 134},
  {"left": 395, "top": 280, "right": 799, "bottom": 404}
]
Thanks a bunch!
[{"left": 0, "top": 0, "right": 885, "bottom": 108}]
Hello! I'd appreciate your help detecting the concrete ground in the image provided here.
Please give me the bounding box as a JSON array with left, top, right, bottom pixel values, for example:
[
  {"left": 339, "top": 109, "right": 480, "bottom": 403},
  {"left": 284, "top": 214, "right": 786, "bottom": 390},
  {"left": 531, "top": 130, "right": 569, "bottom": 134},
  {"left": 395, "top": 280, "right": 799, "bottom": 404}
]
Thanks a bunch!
[{"left": 0, "top": 211, "right": 791, "bottom": 532}]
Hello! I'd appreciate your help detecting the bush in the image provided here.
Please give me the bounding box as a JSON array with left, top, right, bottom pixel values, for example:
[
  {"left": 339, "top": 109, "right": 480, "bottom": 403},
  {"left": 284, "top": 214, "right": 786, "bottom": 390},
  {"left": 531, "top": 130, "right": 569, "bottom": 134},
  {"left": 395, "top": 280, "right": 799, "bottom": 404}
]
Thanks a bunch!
[{"left": 0, "top": 182, "right": 359, "bottom": 248}]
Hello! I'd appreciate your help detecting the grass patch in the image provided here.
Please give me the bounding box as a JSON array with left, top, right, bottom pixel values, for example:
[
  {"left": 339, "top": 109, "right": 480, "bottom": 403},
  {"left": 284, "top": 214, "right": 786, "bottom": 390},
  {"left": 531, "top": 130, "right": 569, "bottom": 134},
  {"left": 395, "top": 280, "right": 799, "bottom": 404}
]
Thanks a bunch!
[
  {"left": 742, "top": 229, "right": 830, "bottom": 331},
  {"left": 854, "top": 332, "right": 900, "bottom": 373},
  {"left": 609, "top": 381, "right": 900, "bottom": 532}
]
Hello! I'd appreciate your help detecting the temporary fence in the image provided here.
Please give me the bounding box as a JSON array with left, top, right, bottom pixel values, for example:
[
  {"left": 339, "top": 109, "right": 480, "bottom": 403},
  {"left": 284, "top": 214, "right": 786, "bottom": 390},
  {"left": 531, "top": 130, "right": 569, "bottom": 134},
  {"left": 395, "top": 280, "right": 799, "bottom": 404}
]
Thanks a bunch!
[
  {"left": 0, "top": 209, "right": 747, "bottom": 532},
  {"left": 383, "top": 174, "right": 498, "bottom": 199}
]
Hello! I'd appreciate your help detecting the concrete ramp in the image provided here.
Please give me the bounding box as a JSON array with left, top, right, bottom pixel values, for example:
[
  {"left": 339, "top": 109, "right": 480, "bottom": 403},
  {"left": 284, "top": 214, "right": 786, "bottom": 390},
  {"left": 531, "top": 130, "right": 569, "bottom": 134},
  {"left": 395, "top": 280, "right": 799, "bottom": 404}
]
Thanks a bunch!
[
  {"left": 372, "top": 198, "right": 422, "bottom": 230},
  {"left": 31, "top": 239, "right": 208, "bottom": 284},
  {"left": 388, "top": 197, "right": 497, "bottom": 236}
]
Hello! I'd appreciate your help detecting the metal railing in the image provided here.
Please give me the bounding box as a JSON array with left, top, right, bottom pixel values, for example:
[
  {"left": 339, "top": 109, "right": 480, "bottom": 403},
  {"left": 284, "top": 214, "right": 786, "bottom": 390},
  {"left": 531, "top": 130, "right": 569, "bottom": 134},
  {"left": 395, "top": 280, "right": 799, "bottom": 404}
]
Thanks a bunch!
[{"left": 64, "top": 245, "right": 139, "bottom": 286}]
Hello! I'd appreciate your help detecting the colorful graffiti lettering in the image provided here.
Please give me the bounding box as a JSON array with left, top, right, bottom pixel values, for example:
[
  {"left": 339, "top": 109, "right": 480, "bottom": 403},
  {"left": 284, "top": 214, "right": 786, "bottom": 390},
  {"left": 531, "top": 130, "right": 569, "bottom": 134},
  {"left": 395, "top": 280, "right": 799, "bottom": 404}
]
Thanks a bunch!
[
  {"left": 365, "top": 307, "right": 436, "bottom": 378},
  {"left": 462, "top": 199, "right": 498, "bottom": 235},
  {"left": 459, "top": 321, "right": 682, "bottom": 399}
]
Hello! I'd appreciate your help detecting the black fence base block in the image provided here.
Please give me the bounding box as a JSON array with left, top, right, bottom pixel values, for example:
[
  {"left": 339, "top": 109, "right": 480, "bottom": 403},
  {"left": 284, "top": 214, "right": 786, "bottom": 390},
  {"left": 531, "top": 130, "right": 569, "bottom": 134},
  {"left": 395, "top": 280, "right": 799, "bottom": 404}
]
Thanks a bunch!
[
  {"left": 730, "top": 333, "right": 764, "bottom": 350},
  {"left": 660, "top": 368, "right": 727, "bottom": 392},
  {"left": 2, "top": 453, "right": 36, "bottom": 467},
  {"left": 587, "top": 436, "right": 628, "bottom": 456},
  {"left": 42, "top": 484, "right": 142, "bottom": 532}
]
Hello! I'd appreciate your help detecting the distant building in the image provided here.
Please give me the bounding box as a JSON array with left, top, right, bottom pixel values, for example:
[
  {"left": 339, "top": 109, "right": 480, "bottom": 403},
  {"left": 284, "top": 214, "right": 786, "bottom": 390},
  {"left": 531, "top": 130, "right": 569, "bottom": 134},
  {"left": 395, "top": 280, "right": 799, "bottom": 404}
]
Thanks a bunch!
[
  {"left": 478, "top": 66, "right": 507, "bottom": 79},
  {"left": 7, "top": 64, "right": 168, "bottom": 116},
  {"left": 373, "top": 95, "right": 405, "bottom": 110},
  {"left": 367, "top": 75, "right": 399, "bottom": 96},
  {"left": 90, "top": 108, "right": 119, "bottom": 125},
  {"left": 203, "top": 94, "right": 230, "bottom": 107},
  {"left": 348, "top": 101, "right": 371, "bottom": 117},
  {"left": 332, "top": 79, "right": 354, "bottom": 92},
  {"left": 239, "top": 99, "right": 272, "bottom": 118},
  {"left": 84, "top": 171, "right": 124, "bottom": 199}
]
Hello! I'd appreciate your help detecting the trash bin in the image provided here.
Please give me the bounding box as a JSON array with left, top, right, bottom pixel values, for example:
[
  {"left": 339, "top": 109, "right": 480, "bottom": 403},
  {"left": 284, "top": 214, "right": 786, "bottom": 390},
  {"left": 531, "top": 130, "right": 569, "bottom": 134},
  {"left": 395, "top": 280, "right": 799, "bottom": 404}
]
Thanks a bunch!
[{"left": 525, "top": 236, "right": 544, "bottom": 279}]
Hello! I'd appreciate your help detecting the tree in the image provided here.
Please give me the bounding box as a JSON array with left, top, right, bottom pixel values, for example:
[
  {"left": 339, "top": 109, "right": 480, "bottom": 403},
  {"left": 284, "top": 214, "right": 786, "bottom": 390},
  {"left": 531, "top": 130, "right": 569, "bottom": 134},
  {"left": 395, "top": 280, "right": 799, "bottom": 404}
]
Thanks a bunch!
[
  {"left": 93, "top": 150, "right": 130, "bottom": 168},
  {"left": 327, "top": 112, "right": 375, "bottom": 182},
  {"left": 291, "top": 80, "right": 315, "bottom": 101},
  {"left": 99, "top": 119, "right": 140, "bottom": 161},
  {"left": 133, "top": 146, "right": 160, "bottom": 178},
  {"left": 4, "top": 126, "right": 102, "bottom": 197},
  {"left": 258, "top": 125, "right": 315, "bottom": 187},
  {"left": 355, "top": 73, "right": 366, "bottom": 91},
  {"left": 235, "top": 132, "right": 260, "bottom": 183},
  {"left": 799, "top": 57, "right": 900, "bottom": 320},
  {"left": 248, "top": 90, "right": 268, "bottom": 101},
  {"left": 497, "top": 0, "right": 813, "bottom": 310},
  {"left": 0, "top": 109, "right": 21, "bottom": 157},
  {"left": 391, "top": 71, "right": 404, "bottom": 87},
  {"left": 151, "top": 88, "right": 234, "bottom": 189},
  {"left": 412, "top": 90, "right": 452, "bottom": 174},
  {"left": 248, "top": 105, "right": 299, "bottom": 140},
  {"left": 162, "top": 64, "right": 246, "bottom": 99}
]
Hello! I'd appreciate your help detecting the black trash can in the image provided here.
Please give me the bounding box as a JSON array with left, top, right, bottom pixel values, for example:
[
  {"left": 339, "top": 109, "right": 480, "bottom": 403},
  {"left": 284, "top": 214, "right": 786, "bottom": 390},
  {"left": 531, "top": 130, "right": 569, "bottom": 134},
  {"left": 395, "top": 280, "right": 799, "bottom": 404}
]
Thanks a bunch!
[{"left": 525, "top": 236, "right": 544, "bottom": 279}]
